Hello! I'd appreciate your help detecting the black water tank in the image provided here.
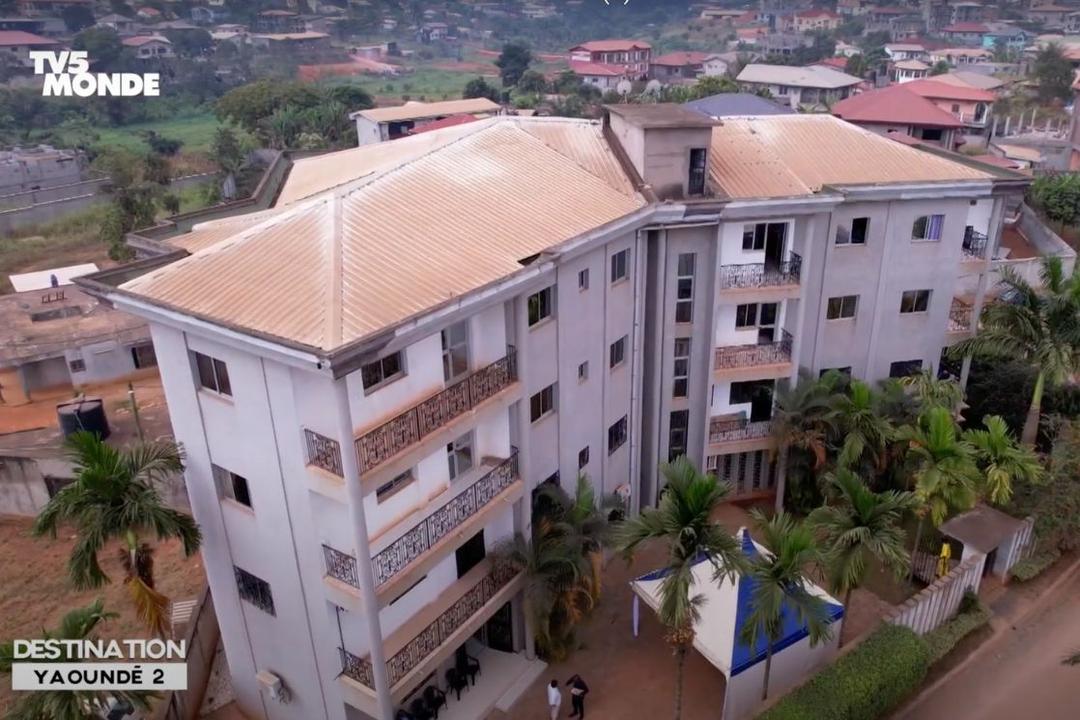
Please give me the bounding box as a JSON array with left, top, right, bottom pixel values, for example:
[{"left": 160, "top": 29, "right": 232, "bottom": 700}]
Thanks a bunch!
[{"left": 57, "top": 398, "right": 110, "bottom": 440}]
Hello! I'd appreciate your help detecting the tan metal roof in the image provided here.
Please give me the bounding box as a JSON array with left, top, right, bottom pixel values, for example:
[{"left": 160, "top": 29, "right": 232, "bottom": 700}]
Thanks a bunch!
[
  {"left": 170, "top": 208, "right": 288, "bottom": 254},
  {"left": 708, "top": 115, "right": 992, "bottom": 199},
  {"left": 352, "top": 98, "right": 501, "bottom": 123},
  {"left": 123, "top": 119, "right": 645, "bottom": 352}
]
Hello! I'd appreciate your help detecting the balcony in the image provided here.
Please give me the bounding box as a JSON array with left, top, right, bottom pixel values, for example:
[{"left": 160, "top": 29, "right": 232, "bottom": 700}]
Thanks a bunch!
[
  {"left": 714, "top": 330, "right": 793, "bottom": 380},
  {"left": 947, "top": 299, "right": 974, "bottom": 336},
  {"left": 356, "top": 348, "right": 518, "bottom": 474},
  {"left": 322, "top": 451, "right": 521, "bottom": 600},
  {"left": 708, "top": 415, "right": 773, "bottom": 452},
  {"left": 961, "top": 228, "right": 988, "bottom": 262},
  {"left": 718, "top": 253, "right": 802, "bottom": 299},
  {"left": 338, "top": 560, "right": 523, "bottom": 703}
]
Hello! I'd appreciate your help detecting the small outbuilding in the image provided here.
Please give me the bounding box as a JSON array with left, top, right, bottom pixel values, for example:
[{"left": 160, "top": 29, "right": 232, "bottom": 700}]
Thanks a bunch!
[{"left": 939, "top": 504, "right": 1035, "bottom": 580}]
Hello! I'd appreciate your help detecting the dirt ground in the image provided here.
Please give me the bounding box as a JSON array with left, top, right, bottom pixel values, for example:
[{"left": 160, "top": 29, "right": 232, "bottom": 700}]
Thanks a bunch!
[{"left": 0, "top": 515, "right": 206, "bottom": 714}]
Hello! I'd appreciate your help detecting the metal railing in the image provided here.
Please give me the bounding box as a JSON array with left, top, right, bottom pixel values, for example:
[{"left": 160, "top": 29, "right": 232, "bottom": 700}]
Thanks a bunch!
[
  {"left": 323, "top": 451, "right": 520, "bottom": 590},
  {"left": 356, "top": 347, "right": 517, "bottom": 473},
  {"left": 714, "top": 330, "right": 793, "bottom": 370},
  {"left": 338, "top": 563, "right": 520, "bottom": 690},
  {"left": 708, "top": 416, "right": 772, "bottom": 444},
  {"left": 305, "top": 429, "right": 344, "bottom": 476},
  {"left": 948, "top": 301, "right": 974, "bottom": 333},
  {"left": 962, "top": 228, "right": 988, "bottom": 260},
  {"left": 719, "top": 252, "right": 802, "bottom": 289}
]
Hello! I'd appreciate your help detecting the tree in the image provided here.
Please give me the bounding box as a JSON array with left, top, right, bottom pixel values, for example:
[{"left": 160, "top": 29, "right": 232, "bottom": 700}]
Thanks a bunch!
[
  {"left": 212, "top": 126, "right": 245, "bottom": 199},
  {"left": 60, "top": 4, "right": 95, "bottom": 33},
  {"left": 1030, "top": 173, "right": 1080, "bottom": 229},
  {"left": 929, "top": 60, "right": 950, "bottom": 76},
  {"left": 739, "top": 510, "right": 833, "bottom": 700},
  {"left": 832, "top": 380, "right": 894, "bottom": 474},
  {"left": 73, "top": 27, "right": 125, "bottom": 70},
  {"left": 964, "top": 415, "right": 1044, "bottom": 505},
  {"left": 495, "top": 41, "right": 532, "bottom": 87},
  {"left": 144, "top": 131, "right": 183, "bottom": 156},
  {"left": 951, "top": 258, "right": 1080, "bottom": 447},
  {"left": 1010, "top": 417, "right": 1079, "bottom": 551},
  {"left": 164, "top": 28, "right": 214, "bottom": 58},
  {"left": 0, "top": 600, "right": 155, "bottom": 720},
  {"left": 516, "top": 69, "right": 548, "bottom": 95},
  {"left": 809, "top": 469, "right": 916, "bottom": 638},
  {"left": 33, "top": 432, "right": 202, "bottom": 637},
  {"left": 216, "top": 80, "right": 322, "bottom": 134},
  {"left": 324, "top": 84, "right": 373, "bottom": 113},
  {"left": 463, "top": 76, "right": 500, "bottom": 102},
  {"left": 769, "top": 371, "right": 840, "bottom": 514},
  {"left": 900, "top": 370, "right": 964, "bottom": 418},
  {"left": 1033, "top": 43, "right": 1074, "bottom": 103},
  {"left": 894, "top": 407, "right": 980, "bottom": 573},
  {"left": 615, "top": 458, "right": 745, "bottom": 720}
]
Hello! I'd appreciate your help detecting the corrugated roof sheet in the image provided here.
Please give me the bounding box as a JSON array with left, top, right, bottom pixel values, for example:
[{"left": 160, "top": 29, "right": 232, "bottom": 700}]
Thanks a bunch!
[
  {"left": 124, "top": 119, "right": 645, "bottom": 351},
  {"left": 708, "top": 115, "right": 991, "bottom": 199},
  {"left": 737, "top": 63, "right": 861, "bottom": 89},
  {"left": 832, "top": 85, "right": 966, "bottom": 128},
  {"left": 354, "top": 98, "right": 501, "bottom": 123},
  {"left": 170, "top": 208, "right": 289, "bottom": 254}
]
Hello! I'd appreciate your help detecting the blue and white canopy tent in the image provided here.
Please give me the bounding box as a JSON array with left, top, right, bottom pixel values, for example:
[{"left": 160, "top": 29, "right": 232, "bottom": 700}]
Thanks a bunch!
[{"left": 629, "top": 529, "right": 844, "bottom": 720}]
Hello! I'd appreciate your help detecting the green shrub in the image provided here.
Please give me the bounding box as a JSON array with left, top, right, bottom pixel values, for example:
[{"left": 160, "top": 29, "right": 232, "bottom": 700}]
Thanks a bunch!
[
  {"left": 759, "top": 624, "right": 930, "bottom": 720},
  {"left": 1010, "top": 548, "right": 1061, "bottom": 582},
  {"left": 925, "top": 595, "right": 992, "bottom": 663}
]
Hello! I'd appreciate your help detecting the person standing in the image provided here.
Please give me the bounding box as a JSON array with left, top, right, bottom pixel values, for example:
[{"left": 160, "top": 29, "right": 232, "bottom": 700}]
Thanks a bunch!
[
  {"left": 547, "top": 678, "right": 562, "bottom": 720},
  {"left": 567, "top": 674, "right": 590, "bottom": 718}
]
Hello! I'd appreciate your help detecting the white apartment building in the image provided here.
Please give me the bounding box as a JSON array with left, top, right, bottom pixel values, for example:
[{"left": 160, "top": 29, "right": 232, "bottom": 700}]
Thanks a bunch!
[{"left": 79, "top": 107, "right": 1028, "bottom": 720}]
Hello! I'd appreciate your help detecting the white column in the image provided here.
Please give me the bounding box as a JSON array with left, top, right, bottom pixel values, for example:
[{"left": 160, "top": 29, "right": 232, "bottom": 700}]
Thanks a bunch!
[{"left": 333, "top": 378, "right": 395, "bottom": 720}]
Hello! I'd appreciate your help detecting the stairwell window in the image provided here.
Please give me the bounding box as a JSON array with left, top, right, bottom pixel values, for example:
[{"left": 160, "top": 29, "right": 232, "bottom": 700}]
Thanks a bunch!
[
  {"left": 360, "top": 351, "right": 405, "bottom": 393},
  {"left": 530, "top": 384, "right": 556, "bottom": 422},
  {"left": 608, "top": 416, "right": 628, "bottom": 455},
  {"left": 675, "top": 253, "right": 695, "bottom": 323},
  {"left": 610, "top": 249, "right": 629, "bottom": 284},
  {"left": 688, "top": 148, "right": 707, "bottom": 195},
  {"left": 527, "top": 286, "right": 555, "bottom": 327},
  {"left": 609, "top": 336, "right": 627, "bottom": 369},
  {"left": 836, "top": 217, "right": 869, "bottom": 245},
  {"left": 213, "top": 465, "right": 252, "bottom": 509},
  {"left": 234, "top": 567, "right": 274, "bottom": 615},
  {"left": 826, "top": 295, "right": 858, "bottom": 320},
  {"left": 673, "top": 338, "right": 690, "bottom": 398},
  {"left": 912, "top": 214, "right": 944, "bottom": 241},
  {"left": 900, "top": 289, "right": 932, "bottom": 314},
  {"left": 668, "top": 410, "right": 689, "bottom": 462},
  {"left": 193, "top": 351, "right": 231, "bottom": 396}
]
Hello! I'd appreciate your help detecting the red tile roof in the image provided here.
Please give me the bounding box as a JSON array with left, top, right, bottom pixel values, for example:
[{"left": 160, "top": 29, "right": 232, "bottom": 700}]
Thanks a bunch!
[
  {"left": 570, "top": 39, "right": 651, "bottom": 52},
  {"left": 0, "top": 30, "right": 58, "bottom": 46},
  {"left": 833, "top": 85, "right": 966, "bottom": 127},
  {"left": 569, "top": 60, "right": 628, "bottom": 77},
  {"left": 813, "top": 56, "right": 850, "bottom": 70},
  {"left": 941, "top": 22, "right": 990, "bottom": 33},
  {"left": 651, "top": 51, "right": 711, "bottom": 66},
  {"left": 796, "top": 9, "right": 841, "bottom": 19},
  {"left": 904, "top": 78, "right": 996, "bottom": 102}
]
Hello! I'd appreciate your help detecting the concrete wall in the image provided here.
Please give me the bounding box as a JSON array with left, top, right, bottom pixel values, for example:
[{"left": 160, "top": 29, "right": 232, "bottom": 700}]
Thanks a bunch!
[
  {"left": 886, "top": 553, "right": 986, "bottom": 635},
  {"left": 723, "top": 629, "right": 841, "bottom": 720}
]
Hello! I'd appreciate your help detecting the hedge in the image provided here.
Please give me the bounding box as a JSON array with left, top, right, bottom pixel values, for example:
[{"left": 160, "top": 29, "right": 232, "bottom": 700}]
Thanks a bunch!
[
  {"left": 758, "top": 625, "right": 931, "bottom": 720},
  {"left": 1010, "top": 548, "right": 1061, "bottom": 582},
  {"left": 925, "top": 603, "right": 992, "bottom": 663}
]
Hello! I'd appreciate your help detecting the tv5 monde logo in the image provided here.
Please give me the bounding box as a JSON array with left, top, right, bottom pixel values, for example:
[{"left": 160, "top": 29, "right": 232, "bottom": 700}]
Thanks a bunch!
[{"left": 28, "top": 50, "right": 160, "bottom": 97}]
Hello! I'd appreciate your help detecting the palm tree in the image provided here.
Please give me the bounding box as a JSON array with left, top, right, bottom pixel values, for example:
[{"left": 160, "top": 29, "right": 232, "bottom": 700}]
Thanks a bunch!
[
  {"left": 0, "top": 599, "right": 155, "bottom": 720},
  {"left": 769, "top": 371, "right": 840, "bottom": 513},
  {"left": 615, "top": 457, "right": 746, "bottom": 720},
  {"left": 809, "top": 469, "right": 916, "bottom": 642},
  {"left": 494, "top": 522, "right": 592, "bottom": 662},
  {"left": 964, "top": 415, "right": 1045, "bottom": 505},
  {"left": 900, "top": 370, "right": 965, "bottom": 418},
  {"left": 832, "top": 380, "right": 894, "bottom": 473},
  {"left": 951, "top": 258, "right": 1080, "bottom": 447},
  {"left": 894, "top": 408, "right": 980, "bottom": 576},
  {"left": 739, "top": 509, "right": 833, "bottom": 701},
  {"left": 33, "top": 432, "right": 201, "bottom": 637}
]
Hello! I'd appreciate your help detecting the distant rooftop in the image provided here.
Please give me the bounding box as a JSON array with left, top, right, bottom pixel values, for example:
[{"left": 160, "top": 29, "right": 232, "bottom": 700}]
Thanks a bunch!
[
  {"left": 570, "top": 39, "right": 651, "bottom": 52},
  {"left": 0, "top": 30, "right": 57, "bottom": 46},
  {"left": 352, "top": 97, "right": 501, "bottom": 123},
  {"left": 605, "top": 103, "right": 719, "bottom": 129},
  {"left": 685, "top": 93, "right": 794, "bottom": 118},
  {"left": 832, "top": 85, "right": 966, "bottom": 128},
  {"left": 737, "top": 63, "right": 861, "bottom": 89}
]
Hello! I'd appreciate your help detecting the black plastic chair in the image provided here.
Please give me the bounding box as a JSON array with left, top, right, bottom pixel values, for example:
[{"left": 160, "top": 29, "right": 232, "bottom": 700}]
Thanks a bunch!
[
  {"left": 424, "top": 685, "right": 448, "bottom": 718},
  {"left": 445, "top": 667, "right": 468, "bottom": 701},
  {"left": 455, "top": 647, "right": 481, "bottom": 686},
  {"left": 409, "top": 698, "right": 434, "bottom": 720}
]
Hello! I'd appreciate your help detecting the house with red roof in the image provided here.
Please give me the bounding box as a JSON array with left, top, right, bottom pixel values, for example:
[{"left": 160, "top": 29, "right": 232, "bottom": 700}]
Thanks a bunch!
[
  {"left": 793, "top": 9, "right": 842, "bottom": 32},
  {"left": 569, "top": 60, "right": 632, "bottom": 89},
  {"left": 0, "top": 29, "right": 59, "bottom": 68},
  {"left": 904, "top": 77, "right": 995, "bottom": 131},
  {"left": 812, "top": 56, "right": 851, "bottom": 71},
  {"left": 832, "top": 83, "right": 968, "bottom": 148},
  {"left": 940, "top": 22, "right": 990, "bottom": 44},
  {"left": 649, "top": 51, "right": 711, "bottom": 82},
  {"left": 121, "top": 35, "right": 174, "bottom": 60},
  {"left": 568, "top": 40, "right": 651, "bottom": 77}
]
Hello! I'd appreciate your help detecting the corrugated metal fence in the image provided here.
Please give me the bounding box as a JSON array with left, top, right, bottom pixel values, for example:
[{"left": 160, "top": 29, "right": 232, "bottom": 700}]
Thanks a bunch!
[
  {"left": 155, "top": 587, "right": 220, "bottom": 720},
  {"left": 886, "top": 553, "right": 986, "bottom": 636}
]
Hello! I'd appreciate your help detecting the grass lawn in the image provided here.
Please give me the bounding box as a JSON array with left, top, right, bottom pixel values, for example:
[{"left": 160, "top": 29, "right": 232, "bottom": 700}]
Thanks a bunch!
[
  {"left": 0, "top": 515, "right": 205, "bottom": 714},
  {"left": 332, "top": 67, "right": 500, "bottom": 104},
  {"left": 92, "top": 112, "right": 226, "bottom": 154},
  {"left": 0, "top": 205, "right": 112, "bottom": 293}
]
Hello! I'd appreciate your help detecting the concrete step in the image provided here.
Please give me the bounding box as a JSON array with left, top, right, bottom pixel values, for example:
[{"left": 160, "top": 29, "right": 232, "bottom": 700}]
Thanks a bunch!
[{"left": 494, "top": 656, "right": 547, "bottom": 713}]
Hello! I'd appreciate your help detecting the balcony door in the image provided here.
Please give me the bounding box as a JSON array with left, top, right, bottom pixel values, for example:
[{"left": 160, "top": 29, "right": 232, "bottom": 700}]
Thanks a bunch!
[
  {"left": 456, "top": 530, "right": 486, "bottom": 579},
  {"left": 442, "top": 320, "right": 470, "bottom": 384},
  {"left": 757, "top": 303, "right": 778, "bottom": 344},
  {"left": 764, "top": 223, "right": 786, "bottom": 270}
]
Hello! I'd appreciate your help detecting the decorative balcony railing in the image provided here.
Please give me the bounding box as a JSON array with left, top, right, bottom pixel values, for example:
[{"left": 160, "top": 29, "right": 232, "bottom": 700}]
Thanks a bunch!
[
  {"left": 356, "top": 347, "right": 517, "bottom": 473},
  {"left": 948, "top": 301, "right": 974, "bottom": 333},
  {"left": 305, "top": 429, "right": 344, "bottom": 476},
  {"left": 338, "top": 562, "right": 520, "bottom": 690},
  {"left": 962, "top": 228, "right": 988, "bottom": 261},
  {"left": 708, "top": 416, "right": 773, "bottom": 445},
  {"left": 719, "top": 252, "right": 802, "bottom": 289},
  {"left": 714, "top": 330, "right": 793, "bottom": 370},
  {"left": 323, "top": 451, "right": 520, "bottom": 591}
]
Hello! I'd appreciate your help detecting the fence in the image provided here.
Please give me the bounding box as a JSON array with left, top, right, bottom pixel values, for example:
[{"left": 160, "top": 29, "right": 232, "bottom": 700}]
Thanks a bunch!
[
  {"left": 886, "top": 553, "right": 986, "bottom": 636},
  {"left": 154, "top": 587, "right": 220, "bottom": 720},
  {"left": 999, "top": 515, "right": 1037, "bottom": 577}
]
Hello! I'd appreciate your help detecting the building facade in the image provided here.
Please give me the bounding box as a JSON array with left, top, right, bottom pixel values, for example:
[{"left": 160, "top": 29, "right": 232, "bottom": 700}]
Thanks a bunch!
[{"left": 81, "top": 109, "right": 1027, "bottom": 720}]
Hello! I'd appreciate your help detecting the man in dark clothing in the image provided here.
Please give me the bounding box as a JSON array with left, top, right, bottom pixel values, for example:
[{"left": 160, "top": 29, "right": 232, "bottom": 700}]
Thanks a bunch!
[{"left": 567, "top": 674, "right": 589, "bottom": 718}]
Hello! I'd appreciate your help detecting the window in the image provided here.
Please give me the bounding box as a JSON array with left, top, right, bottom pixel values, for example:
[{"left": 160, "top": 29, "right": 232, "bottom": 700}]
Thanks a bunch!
[
  {"left": 234, "top": 567, "right": 274, "bottom": 615},
  {"left": 609, "top": 336, "right": 627, "bottom": 369},
  {"left": 673, "top": 338, "right": 690, "bottom": 398},
  {"left": 578, "top": 268, "right": 589, "bottom": 290},
  {"left": 900, "top": 289, "right": 932, "bottom": 314},
  {"left": 820, "top": 367, "right": 852, "bottom": 378},
  {"left": 447, "top": 433, "right": 474, "bottom": 480},
  {"left": 68, "top": 358, "right": 86, "bottom": 373},
  {"left": 376, "top": 469, "right": 415, "bottom": 501},
  {"left": 743, "top": 223, "right": 766, "bottom": 251},
  {"left": 131, "top": 343, "right": 157, "bottom": 369},
  {"left": 527, "top": 287, "right": 554, "bottom": 326},
  {"left": 578, "top": 446, "right": 589, "bottom": 470},
  {"left": 441, "top": 321, "right": 469, "bottom": 382},
  {"left": 194, "top": 351, "right": 231, "bottom": 396},
  {"left": 530, "top": 384, "right": 556, "bottom": 422},
  {"left": 826, "top": 295, "right": 858, "bottom": 320},
  {"left": 688, "top": 148, "right": 707, "bottom": 195},
  {"left": 912, "top": 214, "right": 944, "bottom": 241},
  {"left": 360, "top": 351, "right": 403, "bottom": 392},
  {"left": 668, "top": 410, "right": 689, "bottom": 462},
  {"left": 735, "top": 303, "right": 757, "bottom": 328},
  {"left": 578, "top": 361, "right": 589, "bottom": 382},
  {"left": 213, "top": 464, "right": 252, "bottom": 508},
  {"left": 610, "top": 249, "right": 629, "bottom": 284},
  {"left": 889, "top": 359, "right": 923, "bottom": 378},
  {"left": 675, "top": 253, "right": 695, "bottom": 323},
  {"left": 730, "top": 381, "right": 757, "bottom": 405},
  {"left": 837, "top": 217, "right": 868, "bottom": 245},
  {"left": 608, "top": 416, "right": 628, "bottom": 454}
]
